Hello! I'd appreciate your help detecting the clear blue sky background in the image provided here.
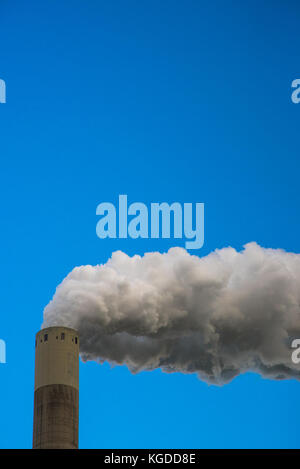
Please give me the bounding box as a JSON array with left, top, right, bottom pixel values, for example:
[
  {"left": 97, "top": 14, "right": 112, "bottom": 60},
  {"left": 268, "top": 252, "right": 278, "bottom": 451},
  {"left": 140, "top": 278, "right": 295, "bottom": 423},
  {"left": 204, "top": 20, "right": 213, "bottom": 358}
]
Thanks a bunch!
[{"left": 0, "top": 0, "right": 300, "bottom": 449}]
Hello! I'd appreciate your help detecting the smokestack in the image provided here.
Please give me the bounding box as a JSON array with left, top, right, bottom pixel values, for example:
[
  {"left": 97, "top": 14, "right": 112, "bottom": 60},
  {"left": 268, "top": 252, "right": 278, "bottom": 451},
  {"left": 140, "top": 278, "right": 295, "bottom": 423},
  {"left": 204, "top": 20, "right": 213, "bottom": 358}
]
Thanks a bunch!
[{"left": 32, "top": 326, "right": 79, "bottom": 449}]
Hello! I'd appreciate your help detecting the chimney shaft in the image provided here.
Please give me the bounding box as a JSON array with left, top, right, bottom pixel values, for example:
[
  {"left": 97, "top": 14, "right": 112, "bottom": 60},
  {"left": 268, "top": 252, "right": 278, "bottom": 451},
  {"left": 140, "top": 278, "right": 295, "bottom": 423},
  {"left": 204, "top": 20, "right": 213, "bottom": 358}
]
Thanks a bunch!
[{"left": 32, "top": 326, "right": 79, "bottom": 449}]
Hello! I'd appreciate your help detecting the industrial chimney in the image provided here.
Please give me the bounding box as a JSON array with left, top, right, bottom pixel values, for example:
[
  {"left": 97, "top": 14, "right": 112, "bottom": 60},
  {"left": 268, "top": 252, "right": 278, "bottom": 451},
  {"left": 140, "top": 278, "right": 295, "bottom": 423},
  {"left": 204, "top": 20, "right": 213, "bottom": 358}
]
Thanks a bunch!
[{"left": 32, "top": 326, "right": 79, "bottom": 449}]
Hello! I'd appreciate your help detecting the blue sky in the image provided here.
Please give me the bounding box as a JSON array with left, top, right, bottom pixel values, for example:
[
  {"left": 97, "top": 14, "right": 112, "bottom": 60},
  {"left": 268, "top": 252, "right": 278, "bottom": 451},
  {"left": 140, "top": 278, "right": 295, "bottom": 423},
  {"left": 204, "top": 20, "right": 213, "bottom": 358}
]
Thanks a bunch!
[{"left": 0, "top": 0, "right": 300, "bottom": 448}]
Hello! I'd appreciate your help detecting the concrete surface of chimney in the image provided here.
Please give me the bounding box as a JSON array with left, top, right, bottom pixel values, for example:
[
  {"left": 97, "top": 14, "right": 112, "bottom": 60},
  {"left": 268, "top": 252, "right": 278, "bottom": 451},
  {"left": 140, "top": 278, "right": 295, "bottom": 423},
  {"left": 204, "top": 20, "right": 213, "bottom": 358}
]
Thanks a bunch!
[{"left": 32, "top": 326, "right": 79, "bottom": 449}]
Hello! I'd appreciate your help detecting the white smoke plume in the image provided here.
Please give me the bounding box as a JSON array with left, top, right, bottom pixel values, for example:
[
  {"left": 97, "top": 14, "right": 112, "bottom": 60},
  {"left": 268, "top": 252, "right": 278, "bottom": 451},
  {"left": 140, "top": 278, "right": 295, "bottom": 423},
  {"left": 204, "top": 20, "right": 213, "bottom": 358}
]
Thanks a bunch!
[{"left": 43, "top": 243, "right": 300, "bottom": 384}]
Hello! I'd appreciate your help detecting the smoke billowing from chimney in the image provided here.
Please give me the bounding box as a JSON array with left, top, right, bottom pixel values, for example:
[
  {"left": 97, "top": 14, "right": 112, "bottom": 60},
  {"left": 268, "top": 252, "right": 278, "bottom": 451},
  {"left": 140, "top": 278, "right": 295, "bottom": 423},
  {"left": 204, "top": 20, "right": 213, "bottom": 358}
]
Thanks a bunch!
[{"left": 43, "top": 243, "right": 300, "bottom": 385}]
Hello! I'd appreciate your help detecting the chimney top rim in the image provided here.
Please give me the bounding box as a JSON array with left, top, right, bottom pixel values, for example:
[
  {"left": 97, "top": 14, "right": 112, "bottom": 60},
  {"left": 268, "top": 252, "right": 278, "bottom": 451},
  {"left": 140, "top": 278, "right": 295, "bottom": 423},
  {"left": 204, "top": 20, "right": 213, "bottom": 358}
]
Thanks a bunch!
[{"left": 36, "top": 326, "right": 78, "bottom": 337}]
